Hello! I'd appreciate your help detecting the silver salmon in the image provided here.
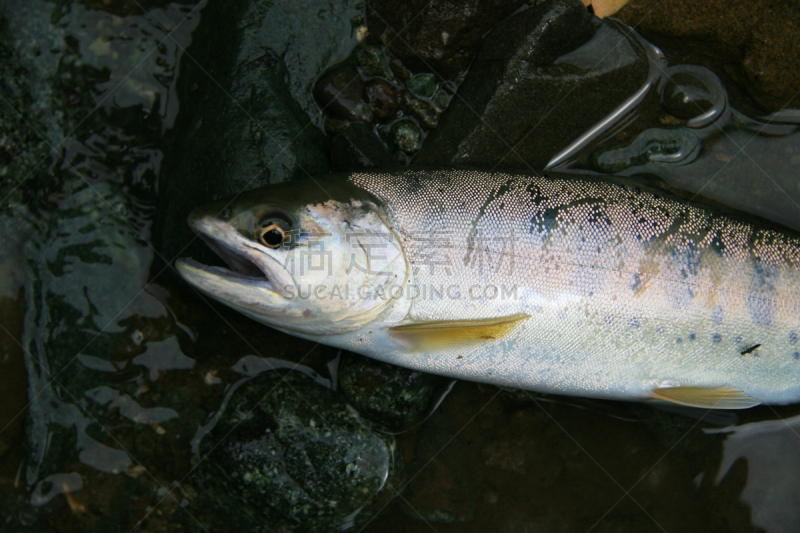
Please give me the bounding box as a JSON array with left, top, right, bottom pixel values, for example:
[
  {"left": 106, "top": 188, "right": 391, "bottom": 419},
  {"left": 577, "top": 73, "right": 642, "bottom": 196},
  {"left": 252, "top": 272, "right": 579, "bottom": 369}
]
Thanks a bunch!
[{"left": 176, "top": 169, "right": 800, "bottom": 409}]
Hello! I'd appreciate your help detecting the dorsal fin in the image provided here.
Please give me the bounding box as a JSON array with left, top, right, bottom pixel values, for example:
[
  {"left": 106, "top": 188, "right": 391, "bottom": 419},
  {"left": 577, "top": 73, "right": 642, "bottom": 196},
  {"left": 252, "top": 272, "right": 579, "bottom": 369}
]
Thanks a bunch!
[
  {"left": 651, "top": 385, "right": 761, "bottom": 410},
  {"left": 389, "top": 313, "right": 529, "bottom": 351}
]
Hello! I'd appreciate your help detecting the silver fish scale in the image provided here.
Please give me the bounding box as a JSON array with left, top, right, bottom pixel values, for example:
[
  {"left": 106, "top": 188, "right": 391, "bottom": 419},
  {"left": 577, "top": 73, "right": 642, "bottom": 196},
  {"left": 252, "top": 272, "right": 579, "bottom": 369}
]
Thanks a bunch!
[{"left": 349, "top": 170, "right": 800, "bottom": 402}]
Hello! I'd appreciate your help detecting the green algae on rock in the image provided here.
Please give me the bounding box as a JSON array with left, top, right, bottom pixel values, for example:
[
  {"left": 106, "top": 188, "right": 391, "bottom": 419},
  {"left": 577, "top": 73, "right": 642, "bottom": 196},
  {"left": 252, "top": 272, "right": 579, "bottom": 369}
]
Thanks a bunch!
[{"left": 192, "top": 370, "right": 398, "bottom": 533}]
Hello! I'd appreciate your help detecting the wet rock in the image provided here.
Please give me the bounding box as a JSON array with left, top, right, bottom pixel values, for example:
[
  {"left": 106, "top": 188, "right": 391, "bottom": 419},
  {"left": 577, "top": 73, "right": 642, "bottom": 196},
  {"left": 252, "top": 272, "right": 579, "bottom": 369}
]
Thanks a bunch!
[
  {"left": 338, "top": 352, "right": 444, "bottom": 430},
  {"left": 591, "top": 127, "right": 699, "bottom": 173},
  {"left": 363, "top": 78, "right": 398, "bottom": 119},
  {"left": 367, "top": 0, "right": 529, "bottom": 78},
  {"left": 615, "top": 0, "right": 800, "bottom": 112},
  {"left": 314, "top": 65, "right": 373, "bottom": 123},
  {"left": 0, "top": 16, "right": 51, "bottom": 214},
  {"left": 331, "top": 123, "right": 396, "bottom": 170},
  {"left": 356, "top": 45, "right": 392, "bottom": 78},
  {"left": 406, "top": 73, "right": 436, "bottom": 98},
  {"left": 660, "top": 65, "right": 726, "bottom": 126},
  {"left": 399, "top": 90, "right": 440, "bottom": 129},
  {"left": 158, "top": 0, "right": 360, "bottom": 260},
  {"left": 391, "top": 120, "right": 422, "bottom": 154},
  {"left": 193, "top": 370, "right": 396, "bottom": 533},
  {"left": 416, "top": 0, "right": 650, "bottom": 170}
]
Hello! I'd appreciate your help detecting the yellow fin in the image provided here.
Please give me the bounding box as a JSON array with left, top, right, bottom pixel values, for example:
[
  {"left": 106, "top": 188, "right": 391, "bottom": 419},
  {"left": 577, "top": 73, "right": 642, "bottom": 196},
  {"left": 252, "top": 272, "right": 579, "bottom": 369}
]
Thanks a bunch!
[
  {"left": 651, "top": 385, "right": 761, "bottom": 410},
  {"left": 389, "top": 313, "right": 529, "bottom": 351}
]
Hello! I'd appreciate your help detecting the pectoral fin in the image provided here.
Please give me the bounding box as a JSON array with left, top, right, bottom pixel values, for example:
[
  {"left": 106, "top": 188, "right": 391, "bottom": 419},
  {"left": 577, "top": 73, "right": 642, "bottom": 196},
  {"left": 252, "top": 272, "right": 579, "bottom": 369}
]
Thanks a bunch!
[
  {"left": 389, "top": 313, "right": 529, "bottom": 351},
  {"left": 651, "top": 385, "right": 761, "bottom": 410}
]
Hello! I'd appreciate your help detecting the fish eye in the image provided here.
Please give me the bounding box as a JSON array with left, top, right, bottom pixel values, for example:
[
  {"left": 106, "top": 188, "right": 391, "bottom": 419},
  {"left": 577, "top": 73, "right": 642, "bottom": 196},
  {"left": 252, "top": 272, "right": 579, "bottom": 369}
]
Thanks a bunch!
[{"left": 256, "top": 218, "right": 291, "bottom": 248}]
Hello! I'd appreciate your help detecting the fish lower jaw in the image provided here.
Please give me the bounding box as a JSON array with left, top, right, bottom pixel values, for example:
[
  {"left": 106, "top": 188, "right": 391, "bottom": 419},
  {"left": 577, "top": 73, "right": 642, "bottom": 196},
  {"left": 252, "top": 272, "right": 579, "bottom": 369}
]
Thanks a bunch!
[{"left": 176, "top": 258, "right": 274, "bottom": 290}]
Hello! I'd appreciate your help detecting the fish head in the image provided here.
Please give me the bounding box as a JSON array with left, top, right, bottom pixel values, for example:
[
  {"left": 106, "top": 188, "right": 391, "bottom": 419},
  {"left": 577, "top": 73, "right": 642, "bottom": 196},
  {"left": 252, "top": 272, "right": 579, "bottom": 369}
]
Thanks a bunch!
[{"left": 176, "top": 178, "right": 409, "bottom": 336}]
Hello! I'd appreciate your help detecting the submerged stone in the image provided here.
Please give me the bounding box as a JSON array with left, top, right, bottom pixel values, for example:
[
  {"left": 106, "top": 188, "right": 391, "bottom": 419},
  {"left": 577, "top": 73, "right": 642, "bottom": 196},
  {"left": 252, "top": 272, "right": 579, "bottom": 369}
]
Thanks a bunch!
[
  {"left": 157, "top": 0, "right": 357, "bottom": 261},
  {"left": 363, "top": 78, "right": 398, "bottom": 120},
  {"left": 367, "top": 0, "right": 529, "bottom": 78},
  {"left": 314, "top": 65, "right": 373, "bottom": 123},
  {"left": 391, "top": 120, "right": 422, "bottom": 154},
  {"left": 193, "top": 370, "right": 396, "bottom": 533},
  {"left": 331, "top": 123, "right": 396, "bottom": 171},
  {"left": 416, "top": 0, "right": 650, "bottom": 169},
  {"left": 338, "top": 352, "right": 445, "bottom": 430},
  {"left": 406, "top": 73, "right": 436, "bottom": 98},
  {"left": 399, "top": 90, "right": 439, "bottom": 130},
  {"left": 356, "top": 45, "right": 392, "bottom": 78},
  {"left": 615, "top": 0, "right": 800, "bottom": 113},
  {"left": 591, "top": 127, "right": 700, "bottom": 173}
]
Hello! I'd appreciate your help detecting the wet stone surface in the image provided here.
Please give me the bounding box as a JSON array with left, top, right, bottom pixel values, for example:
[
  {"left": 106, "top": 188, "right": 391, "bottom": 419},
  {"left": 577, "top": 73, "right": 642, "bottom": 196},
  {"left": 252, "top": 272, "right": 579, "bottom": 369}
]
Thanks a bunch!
[
  {"left": 193, "top": 370, "right": 398, "bottom": 533},
  {"left": 330, "top": 122, "right": 396, "bottom": 171},
  {"left": 615, "top": 0, "right": 800, "bottom": 113},
  {"left": 416, "top": 0, "right": 650, "bottom": 169},
  {"left": 367, "top": 0, "right": 529, "bottom": 78},
  {"left": 158, "top": 0, "right": 361, "bottom": 261},
  {"left": 338, "top": 352, "right": 446, "bottom": 431},
  {"left": 314, "top": 65, "right": 373, "bottom": 123}
]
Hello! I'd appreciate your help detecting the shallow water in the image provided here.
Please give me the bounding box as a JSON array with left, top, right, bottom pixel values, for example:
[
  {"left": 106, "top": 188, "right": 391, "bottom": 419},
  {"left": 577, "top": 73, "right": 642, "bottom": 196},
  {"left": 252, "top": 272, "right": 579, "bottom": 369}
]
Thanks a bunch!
[{"left": 1, "top": 1, "right": 799, "bottom": 532}]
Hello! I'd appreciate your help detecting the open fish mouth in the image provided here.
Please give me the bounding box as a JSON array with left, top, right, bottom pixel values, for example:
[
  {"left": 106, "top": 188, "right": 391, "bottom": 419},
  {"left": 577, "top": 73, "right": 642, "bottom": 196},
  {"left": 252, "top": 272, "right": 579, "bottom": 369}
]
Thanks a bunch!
[
  {"left": 176, "top": 216, "right": 292, "bottom": 296},
  {"left": 190, "top": 232, "right": 272, "bottom": 287}
]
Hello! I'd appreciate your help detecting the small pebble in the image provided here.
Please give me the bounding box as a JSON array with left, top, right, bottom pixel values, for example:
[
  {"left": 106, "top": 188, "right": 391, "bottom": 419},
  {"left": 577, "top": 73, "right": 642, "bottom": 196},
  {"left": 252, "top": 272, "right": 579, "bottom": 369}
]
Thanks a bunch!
[
  {"left": 406, "top": 73, "right": 436, "bottom": 98},
  {"left": 391, "top": 120, "right": 422, "bottom": 154},
  {"left": 363, "top": 78, "right": 398, "bottom": 119},
  {"left": 313, "top": 65, "right": 373, "bottom": 123}
]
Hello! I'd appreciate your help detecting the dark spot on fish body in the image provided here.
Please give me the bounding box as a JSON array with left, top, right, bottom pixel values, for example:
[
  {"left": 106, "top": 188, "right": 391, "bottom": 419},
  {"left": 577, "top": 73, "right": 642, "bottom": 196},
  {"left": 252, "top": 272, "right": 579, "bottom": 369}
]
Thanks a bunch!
[
  {"left": 676, "top": 337, "right": 682, "bottom": 344},
  {"left": 790, "top": 331, "right": 798, "bottom": 345},
  {"left": 746, "top": 264, "right": 775, "bottom": 327},
  {"left": 711, "top": 306, "right": 724, "bottom": 325},
  {"left": 712, "top": 333, "right": 722, "bottom": 343},
  {"left": 688, "top": 333, "right": 696, "bottom": 341},
  {"left": 740, "top": 344, "right": 761, "bottom": 355},
  {"left": 793, "top": 352, "right": 799, "bottom": 360},
  {"left": 628, "top": 317, "right": 640, "bottom": 329}
]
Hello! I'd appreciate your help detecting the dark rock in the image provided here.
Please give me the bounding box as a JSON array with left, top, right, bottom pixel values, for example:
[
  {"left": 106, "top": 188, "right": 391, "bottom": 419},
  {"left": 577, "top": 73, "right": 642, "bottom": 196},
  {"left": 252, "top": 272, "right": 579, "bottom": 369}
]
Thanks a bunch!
[
  {"left": 314, "top": 65, "right": 373, "bottom": 123},
  {"left": 331, "top": 123, "right": 396, "bottom": 170},
  {"left": 591, "top": 127, "right": 700, "bottom": 173},
  {"left": 416, "top": 0, "right": 650, "bottom": 170},
  {"left": 415, "top": 0, "right": 649, "bottom": 169},
  {"left": 193, "top": 370, "right": 397, "bottom": 533},
  {"left": 363, "top": 78, "right": 398, "bottom": 119},
  {"left": 367, "top": 0, "right": 529, "bottom": 78},
  {"left": 324, "top": 116, "right": 352, "bottom": 134},
  {"left": 391, "top": 120, "right": 422, "bottom": 154},
  {"left": 158, "top": 0, "right": 342, "bottom": 261},
  {"left": 356, "top": 45, "right": 392, "bottom": 78},
  {"left": 389, "top": 57, "right": 412, "bottom": 82},
  {"left": 399, "top": 90, "right": 440, "bottom": 129},
  {"left": 406, "top": 73, "right": 436, "bottom": 98},
  {"left": 338, "top": 352, "right": 444, "bottom": 430},
  {"left": 0, "top": 15, "right": 51, "bottom": 214},
  {"left": 616, "top": 0, "right": 800, "bottom": 112}
]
